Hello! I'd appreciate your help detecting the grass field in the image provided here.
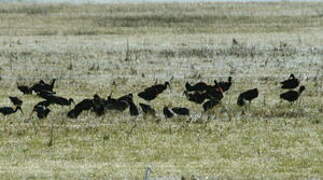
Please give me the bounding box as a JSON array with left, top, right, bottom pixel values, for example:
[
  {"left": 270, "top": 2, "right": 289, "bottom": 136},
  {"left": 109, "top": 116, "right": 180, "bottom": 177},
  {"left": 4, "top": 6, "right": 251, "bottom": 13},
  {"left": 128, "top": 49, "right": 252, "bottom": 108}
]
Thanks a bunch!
[{"left": 0, "top": 2, "right": 323, "bottom": 179}]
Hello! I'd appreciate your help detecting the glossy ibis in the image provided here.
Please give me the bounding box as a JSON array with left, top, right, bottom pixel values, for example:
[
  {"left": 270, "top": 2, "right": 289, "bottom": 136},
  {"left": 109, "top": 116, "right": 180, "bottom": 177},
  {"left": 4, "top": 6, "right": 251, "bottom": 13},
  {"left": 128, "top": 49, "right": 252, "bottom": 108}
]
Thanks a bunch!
[
  {"left": 92, "top": 94, "right": 106, "bottom": 116},
  {"left": 218, "top": 76, "right": 232, "bottom": 92},
  {"left": 31, "top": 105, "right": 50, "bottom": 119},
  {"left": 117, "top": 93, "right": 133, "bottom": 103},
  {"left": 40, "top": 94, "right": 74, "bottom": 106},
  {"left": 0, "top": 106, "right": 23, "bottom": 116},
  {"left": 237, "top": 88, "right": 259, "bottom": 106},
  {"left": 139, "top": 103, "right": 156, "bottom": 115},
  {"left": 203, "top": 99, "right": 220, "bottom": 112},
  {"left": 184, "top": 91, "right": 208, "bottom": 104},
  {"left": 280, "top": 86, "right": 305, "bottom": 103},
  {"left": 9, "top": 96, "right": 23, "bottom": 107},
  {"left": 205, "top": 85, "right": 224, "bottom": 101},
  {"left": 185, "top": 81, "right": 209, "bottom": 92},
  {"left": 138, "top": 81, "right": 170, "bottom": 101},
  {"left": 281, "top": 74, "right": 299, "bottom": 89},
  {"left": 31, "top": 79, "right": 56, "bottom": 94},
  {"left": 171, "top": 107, "right": 190, "bottom": 116},
  {"left": 17, "top": 85, "right": 32, "bottom": 94},
  {"left": 106, "top": 94, "right": 128, "bottom": 111},
  {"left": 163, "top": 106, "right": 174, "bottom": 118},
  {"left": 67, "top": 98, "right": 94, "bottom": 118}
]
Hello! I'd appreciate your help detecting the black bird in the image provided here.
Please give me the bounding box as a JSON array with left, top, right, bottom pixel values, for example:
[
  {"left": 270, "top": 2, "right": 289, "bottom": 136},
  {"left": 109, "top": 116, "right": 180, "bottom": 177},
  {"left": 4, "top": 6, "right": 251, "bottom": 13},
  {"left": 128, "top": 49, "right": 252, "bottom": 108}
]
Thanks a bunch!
[
  {"left": 218, "top": 76, "right": 232, "bottom": 92},
  {"left": 138, "top": 81, "right": 170, "bottom": 101},
  {"left": 129, "top": 102, "right": 139, "bottom": 116},
  {"left": 0, "top": 106, "right": 23, "bottom": 116},
  {"left": 203, "top": 99, "right": 220, "bottom": 112},
  {"left": 237, "top": 88, "right": 259, "bottom": 106},
  {"left": 9, "top": 96, "right": 23, "bottom": 107},
  {"left": 34, "top": 100, "right": 51, "bottom": 108},
  {"left": 163, "top": 106, "right": 174, "bottom": 118},
  {"left": 40, "top": 94, "right": 74, "bottom": 106},
  {"left": 171, "top": 107, "right": 190, "bottom": 116},
  {"left": 17, "top": 85, "right": 32, "bottom": 94},
  {"left": 117, "top": 93, "right": 133, "bottom": 103},
  {"left": 106, "top": 94, "right": 128, "bottom": 112},
  {"left": 67, "top": 108, "right": 82, "bottom": 119},
  {"left": 280, "top": 86, "right": 305, "bottom": 103},
  {"left": 185, "top": 81, "right": 209, "bottom": 92},
  {"left": 67, "top": 98, "right": 93, "bottom": 118},
  {"left": 139, "top": 103, "right": 156, "bottom": 115},
  {"left": 205, "top": 84, "right": 224, "bottom": 101},
  {"left": 281, "top": 74, "right": 299, "bottom": 89},
  {"left": 31, "top": 105, "right": 50, "bottom": 119},
  {"left": 184, "top": 91, "right": 209, "bottom": 104},
  {"left": 36, "top": 90, "right": 56, "bottom": 99},
  {"left": 31, "top": 79, "right": 56, "bottom": 94},
  {"left": 74, "top": 98, "right": 93, "bottom": 112},
  {"left": 92, "top": 94, "right": 106, "bottom": 116}
]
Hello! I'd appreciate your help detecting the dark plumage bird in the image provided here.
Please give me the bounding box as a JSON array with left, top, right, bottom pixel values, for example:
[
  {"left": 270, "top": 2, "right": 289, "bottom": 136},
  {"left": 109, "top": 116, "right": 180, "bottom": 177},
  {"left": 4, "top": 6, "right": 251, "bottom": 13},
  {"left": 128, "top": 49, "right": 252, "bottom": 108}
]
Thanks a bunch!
[
  {"left": 138, "top": 81, "right": 170, "bottom": 101},
  {"left": 40, "top": 94, "right": 74, "bottom": 106},
  {"left": 237, "top": 88, "right": 259, "bottom": 106},
  {"left": 92, "top": 94, "right": 106, "bottom": 116},
  {"left": 17, "top": 85, "right": 32, "bottom": 94},
  {"left": 32, "top": 105, "right": 50, "bottom": 119},
  {"left": 184, "top": 91, "right": 209, "bottom": 104},
  {"left": 218, "top": 76, "right": 232, "bottom": 92},
  {"left": 171, "top": 107, "right": 190, "bottom": 116},
  {"left": 106, "top": 94, "right": 128, "bottom": 111},
  {"left": 9, "top": 96, "right": 23, "bottom": 107},
  {"left": 185, "top": 81, "right": 209, "bottom": 92},
  {"left": 34, "top": 100, "right": 51, "bottom": 108},
  {"left": 67, "top": 98, "right": 93, "bottom": 118},
  {"left": 139, "top": 103, "right": 156, "bottom": 115},
  {"left": 281, "top": 74, "right": 299, "bottom": 89},
  {"left": 163, "top": 107, "right": 174, "bottom": 118},
  {"left": 280, "top": 86, "right": 305, "bottom": 103},
  {"left": 31, "top": 79, "right": 56, "bottom": 94},
  {"left": 74, "top": 98, "right": 93, "bottom": 112},
  {"left": 0, "top": 106, "right": 23, "bottom": 116},
  {"left": 203, "top": 99, "right": 220, "bottom": 112},
  {"left": 117, "top": 93, "right": 133, "bottom": 103},
  {"left": 205, "top": 85, "right": 224, "bottom": 101}
]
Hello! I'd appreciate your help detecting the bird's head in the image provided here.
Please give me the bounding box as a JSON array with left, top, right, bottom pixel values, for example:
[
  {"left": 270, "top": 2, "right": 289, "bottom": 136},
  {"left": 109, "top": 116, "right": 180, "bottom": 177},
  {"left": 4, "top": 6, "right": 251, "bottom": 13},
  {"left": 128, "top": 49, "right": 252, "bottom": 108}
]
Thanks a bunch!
[
  {"left": 165, "top": 81, "right": 171, "bottom": 89},
  {"left": 16, "top": 106, "right": 23, "bottom": 114},
  {"left": 69, "top": 98, "right": 75, "bottom": 104},
  {"left": 299, "top": 86, "right": 306, "bottom": 93},
  {"left": 228, "top": 76, "right": 232, "bottom": 82}
]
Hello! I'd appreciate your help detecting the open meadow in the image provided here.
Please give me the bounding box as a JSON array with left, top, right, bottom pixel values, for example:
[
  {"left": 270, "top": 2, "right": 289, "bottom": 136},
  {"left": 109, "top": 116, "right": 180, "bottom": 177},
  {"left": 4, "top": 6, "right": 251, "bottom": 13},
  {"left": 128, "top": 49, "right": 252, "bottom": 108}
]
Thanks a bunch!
[{"left": 0, "top": 2, "right": 323, "bottom": 179}]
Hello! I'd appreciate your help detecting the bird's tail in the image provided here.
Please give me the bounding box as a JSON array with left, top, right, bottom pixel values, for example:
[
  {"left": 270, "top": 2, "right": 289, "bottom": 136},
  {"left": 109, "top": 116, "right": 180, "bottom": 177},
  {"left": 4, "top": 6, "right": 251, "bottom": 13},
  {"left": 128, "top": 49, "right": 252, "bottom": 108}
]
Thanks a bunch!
[{"left": 237, "top": 95, "right": 245, "bottom": 106}]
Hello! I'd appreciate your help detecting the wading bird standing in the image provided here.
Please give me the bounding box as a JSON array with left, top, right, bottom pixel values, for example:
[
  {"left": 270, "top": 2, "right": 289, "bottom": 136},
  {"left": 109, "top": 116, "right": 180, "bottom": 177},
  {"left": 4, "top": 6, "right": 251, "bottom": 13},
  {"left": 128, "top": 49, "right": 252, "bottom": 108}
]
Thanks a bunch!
[
  {"left": 0, "top": 106, "right": 23, "bottom": 116},
  {"left": 280, "top": 86, "right": 305, "bottom": 103},
  {"left": 237, "top": 88, "right": 259, "bottom": 106},
  {"left": 138, "top": 81, "right": 170, "bottom": 101},
  {"left": 281, "top": 74, "right": 299, "bottom": 89}
]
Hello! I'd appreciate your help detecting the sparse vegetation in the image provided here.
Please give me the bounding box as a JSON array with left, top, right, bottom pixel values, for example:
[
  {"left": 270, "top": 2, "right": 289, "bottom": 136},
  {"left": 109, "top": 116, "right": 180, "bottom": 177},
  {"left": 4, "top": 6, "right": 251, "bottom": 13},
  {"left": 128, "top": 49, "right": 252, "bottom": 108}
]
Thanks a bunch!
[{"left": 0, "top": 2, "right": 322, "bottom": 179}]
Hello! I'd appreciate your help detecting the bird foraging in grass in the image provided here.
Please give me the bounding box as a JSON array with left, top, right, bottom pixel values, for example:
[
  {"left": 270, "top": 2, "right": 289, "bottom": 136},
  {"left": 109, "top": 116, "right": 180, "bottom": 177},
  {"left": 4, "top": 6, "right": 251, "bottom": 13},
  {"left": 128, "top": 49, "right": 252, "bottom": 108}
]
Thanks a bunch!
[
  {"left": 0, "top": 106, "right": 23, "bottom": 116},
  {"left": 171, "top": 107, "right": 190, "bottom": 116},
  {"left": 280, "top": 85, "right": 305, "bottom": 103},
  {"left": 237, "top": 88, "right": 259, "bottom": 106},
  {"left": 280, "top": 74, "right": 299, "bottom": 89},
  {"left": 138, "top": 81, "right": 170, "bottom": 101}
]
